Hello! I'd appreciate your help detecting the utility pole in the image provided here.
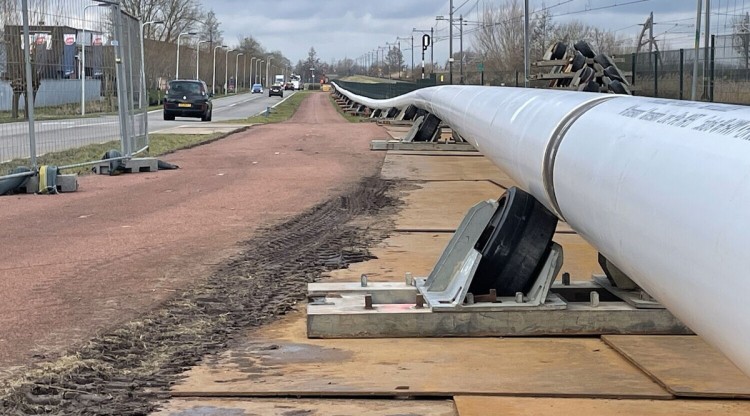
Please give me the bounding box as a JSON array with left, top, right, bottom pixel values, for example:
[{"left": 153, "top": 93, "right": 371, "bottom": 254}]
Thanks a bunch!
[
  {"left": 459, "top": 15, "right": 464, "bottom": 84},
  {"left": 398, "top": 41, "right": 402, "bottom": 79},
  {"left": 692, "top": 0, "right": 702, "bottom": 100},
  {"left": 702, "top": 0, "right": 711, "bottom": 100},
  {"left": 524, "top": 0, "right": 530, "bottom": 87},
  {"left": 449, "top": 0, "right": 454, "bottom": 84},
  {"left": 649, "top": 11, "right": 654, "bottom": 55}
]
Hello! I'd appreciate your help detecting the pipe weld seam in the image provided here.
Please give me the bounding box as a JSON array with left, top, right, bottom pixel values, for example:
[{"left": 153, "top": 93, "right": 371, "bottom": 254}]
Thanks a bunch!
[{"left": 542, "top": 96, "right": 617, "bottom": 222}]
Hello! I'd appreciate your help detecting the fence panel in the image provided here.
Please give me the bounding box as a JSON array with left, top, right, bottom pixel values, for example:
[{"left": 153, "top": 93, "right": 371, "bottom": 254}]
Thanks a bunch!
[
  {"left": 0, "top": 0, "right": 147, "bottom": 180},
  {"left": 117, "top": 9, "right": 146, "bottom": 156}
]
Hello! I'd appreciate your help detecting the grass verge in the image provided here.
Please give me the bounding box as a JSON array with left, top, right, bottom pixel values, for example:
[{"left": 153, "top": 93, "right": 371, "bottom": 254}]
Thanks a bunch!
[
  {"left": 0, "top": 132, "right": 227, "bottom": 176},
  {"left": 225, "top": 90, "right": 312, "bottom": 124}
]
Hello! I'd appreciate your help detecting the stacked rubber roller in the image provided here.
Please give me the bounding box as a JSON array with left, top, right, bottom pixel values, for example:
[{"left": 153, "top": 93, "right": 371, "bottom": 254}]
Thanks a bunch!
[{"left": 545, "top": 40, "right": 631, "bottom": 95}]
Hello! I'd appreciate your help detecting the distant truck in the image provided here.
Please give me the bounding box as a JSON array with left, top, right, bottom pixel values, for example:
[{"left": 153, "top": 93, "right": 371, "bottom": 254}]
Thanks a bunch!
[
  {"left": 290, "top": 74, "right": 302, "bottom": 90},
  {"left": 274, "top": 74, "right": 285, "bottom": 86}
]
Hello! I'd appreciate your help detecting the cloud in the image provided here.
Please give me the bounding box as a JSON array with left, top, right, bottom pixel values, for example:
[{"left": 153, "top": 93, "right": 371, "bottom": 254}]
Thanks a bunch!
[{"left": 206, "top": 0, "right": 714, "bottom": 63}]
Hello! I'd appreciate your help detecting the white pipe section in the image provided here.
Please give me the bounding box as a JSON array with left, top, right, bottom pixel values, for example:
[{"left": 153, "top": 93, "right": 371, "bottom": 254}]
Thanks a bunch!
[{"left": 334, "top": 83, "right": 750, "bottom": 376}]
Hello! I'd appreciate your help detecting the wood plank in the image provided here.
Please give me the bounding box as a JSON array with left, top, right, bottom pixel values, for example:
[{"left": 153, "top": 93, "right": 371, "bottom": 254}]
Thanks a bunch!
[
  {"left": 326, "top": 232, "right": 449, "bottom": 283},
  {"left": 455, "top": 396, "right": 750, "bottom": 416},
  {"left": 325, "top": 233, "right": 598, "bottom": 286},
  {"left": 171, "top": 313, "right": 670, "bottom": 399},
  {"left": 395, "top": 181, "right": 506, "bottom": 231},
  {"left": 153, "top": 398, "right": 456, "bottom": 416},
  {"left": 602, "top": 335, "right": 750, "bottom": 398},
  {"left": 381, "top": 153, "right": 513, "bottom": 183},
  {"left": 554, "top": 233, "right": 603, "bottom": 281}
]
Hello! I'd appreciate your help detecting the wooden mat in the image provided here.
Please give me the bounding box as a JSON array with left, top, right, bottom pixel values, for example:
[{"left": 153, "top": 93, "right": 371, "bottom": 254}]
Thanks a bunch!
[
  {"left": 455, "top": 396, "right": 750, "bottom": 416},
  {"left": 381, "top": 153, "right": 515, "bottom": 184},
  {"left": 394, "top": 181, "right": 504, "bottom": 231},
  {"left": 602, "top": 335, "right": 750, "bottom": 398},
  {"left": 153, "top": 398, "right": 456, "bottom": 416},
  {"left": 171, "top": 315, "right": 669, "bottom": 399}
]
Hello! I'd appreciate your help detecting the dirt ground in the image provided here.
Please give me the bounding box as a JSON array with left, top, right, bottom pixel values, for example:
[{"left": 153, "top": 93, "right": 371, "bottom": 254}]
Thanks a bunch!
[{"left": 0, "top": 92, "right": 390, "bottom": 413}]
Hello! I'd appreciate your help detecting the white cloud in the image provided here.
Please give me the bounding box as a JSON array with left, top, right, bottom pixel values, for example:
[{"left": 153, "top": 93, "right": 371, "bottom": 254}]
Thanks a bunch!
[{"left": 205, "top": 0, "right": 726, "bottom": 63}]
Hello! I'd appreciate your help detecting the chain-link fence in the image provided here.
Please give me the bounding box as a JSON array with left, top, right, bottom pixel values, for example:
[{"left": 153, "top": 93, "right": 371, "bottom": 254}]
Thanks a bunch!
[{"left": 0, "top": 0, "right": 146, "bottom": 181}]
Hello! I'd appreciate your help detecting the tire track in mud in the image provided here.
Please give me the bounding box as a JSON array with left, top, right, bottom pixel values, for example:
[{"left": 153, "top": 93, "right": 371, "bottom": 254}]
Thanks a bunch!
[{"left": 1, "top": 176, "right": 397, "bottom": 415}]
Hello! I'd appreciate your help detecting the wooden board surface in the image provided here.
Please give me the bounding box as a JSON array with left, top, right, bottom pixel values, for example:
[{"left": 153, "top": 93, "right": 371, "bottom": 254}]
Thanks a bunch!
[
  {"left": 602, "top": 335, "right": 750, "bottom": 398},
  {"left": 325, "top": 231, "right": 600, "bottom": 284},
  {"left": 381, "top": 153, "right": 515, "bottom": 185},
  {"left": 153, "top": 398, "right": 456, "bottom": 416},
  {"left": 553, "top": 233, "right": 603, "bottom": 281},
  {"left": 388, "top": 150, "right": 482, "bottom": 157},
  {"left": 394, "top": 181, "right": 505, "bottom": 231},
  {"left": 171, "top": 313, "right": 670, "bottom": 399},
  {"left": 326, "top": 232, "right": 449, "bottom": 282},
  {"left": 454, "top": 396, "right": 750, "bottom": 416}
]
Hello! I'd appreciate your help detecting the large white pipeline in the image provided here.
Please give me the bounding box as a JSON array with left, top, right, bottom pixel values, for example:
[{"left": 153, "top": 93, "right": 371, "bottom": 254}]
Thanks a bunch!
[{"left": 334, "top": 83, "right": 750, "bottom": 376}]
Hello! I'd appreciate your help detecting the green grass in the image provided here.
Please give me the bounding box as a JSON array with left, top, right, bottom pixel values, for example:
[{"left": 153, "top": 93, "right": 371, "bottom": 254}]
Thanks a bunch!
[
  {"left": 1, "top": 132, "right": 225, "bottom": 176},
  {"left": 0, "top": 100, "right": 118, "bottom": 124},
  {"left": 225, "top": 90, "right": 313, "bottom": 124}
]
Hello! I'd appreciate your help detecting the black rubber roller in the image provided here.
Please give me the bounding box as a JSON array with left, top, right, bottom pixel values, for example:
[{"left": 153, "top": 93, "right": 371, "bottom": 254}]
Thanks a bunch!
[
  {"left": 413, "top": 113, "right": 442, "bottom": 142},
  {"left": 403, "top": 104, "right": 418, "bottom": 121},
  {"left": 469, "top": 187, "right": 559, "bottom": 296}
]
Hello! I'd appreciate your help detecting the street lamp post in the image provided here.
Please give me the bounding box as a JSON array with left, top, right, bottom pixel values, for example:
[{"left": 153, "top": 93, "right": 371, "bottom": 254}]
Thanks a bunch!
[
  {"left": 256, "top": 59, "right": 264, "bottom": 84},
  {"left": 242, "top": 55, "right": 247, "bottom": 90},
  {"left": 212, "top": 45, "right": 226, "bottom": 95},
  {"left": 250, "top": 57, "right": 256, "bottom": 86},
  {"left": 176, "top": 31, "right": 197, "bottom": 79},
  {"left": 224, "top": 49, "right": 234, "bottom": 93},
  {"left": 266, "top": 57, "right": 273, "bottom": 88},
  {"left": 235, "top": 52, "right": 244, "bottom": 93},
  {"left": 195, "top": 39, "right": 209, "bottom": 80}
]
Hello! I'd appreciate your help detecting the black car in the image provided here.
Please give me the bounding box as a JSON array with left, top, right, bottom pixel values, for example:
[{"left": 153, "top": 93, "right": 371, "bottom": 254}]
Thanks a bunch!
[
  {"left": 163, "top": 79, "right": 212, "bottom": 121},
  {"left": 269, "top": 84, "right": 283, "bottom": 97}
]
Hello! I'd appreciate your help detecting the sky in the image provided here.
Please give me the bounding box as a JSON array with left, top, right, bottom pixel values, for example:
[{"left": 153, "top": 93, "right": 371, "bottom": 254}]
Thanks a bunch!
[{"left": 208, "top": 0, "right": 748, "bottom": 65}]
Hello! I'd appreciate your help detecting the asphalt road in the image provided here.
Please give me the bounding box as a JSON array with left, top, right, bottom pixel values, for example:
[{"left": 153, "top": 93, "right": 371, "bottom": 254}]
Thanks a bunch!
[{"left": 0, "top": 91, "right": 292, "bottom": 162}]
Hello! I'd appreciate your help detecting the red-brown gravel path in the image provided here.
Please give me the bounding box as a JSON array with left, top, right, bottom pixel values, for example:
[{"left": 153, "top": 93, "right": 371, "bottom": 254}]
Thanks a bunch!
[{"left": 0, "top": 92, "right": 385, "bottom": 371}]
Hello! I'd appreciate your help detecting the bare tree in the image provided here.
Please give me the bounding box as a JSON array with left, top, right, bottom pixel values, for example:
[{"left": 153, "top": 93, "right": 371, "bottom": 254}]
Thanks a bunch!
[
  {"left": 121, "top": 0, "right": 202, "bottom": 42},
  {"left": 589, "top": 27, "right": 629, "bottom": 55},
  {"left": 473, "top": 0, "right": 524, "bottom": 73},
  {"left": 237, "top": 35, "right": 264, "bottom": 57},
  {"left": 200, "top": 9, "right": 222, "bottom": 47},
  {"left": 552, "top": 20, "right": 594, "bottom": 45},
  {"left": 733, "top": 12, "right": 750, "bottom": 69},
  {"left": 531, "top": 5, "right": 555, "bottom": 60},
  {"left": 121, "top": 0, "right": 160, "bottom": 36},
  {"left": 386, "top": 45, "right": 404, "bottom": 74}
]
